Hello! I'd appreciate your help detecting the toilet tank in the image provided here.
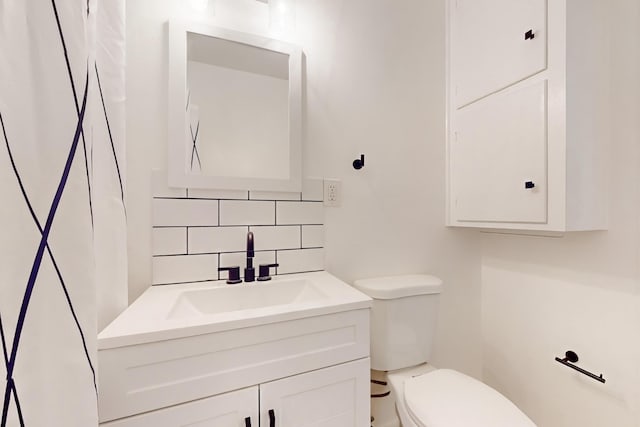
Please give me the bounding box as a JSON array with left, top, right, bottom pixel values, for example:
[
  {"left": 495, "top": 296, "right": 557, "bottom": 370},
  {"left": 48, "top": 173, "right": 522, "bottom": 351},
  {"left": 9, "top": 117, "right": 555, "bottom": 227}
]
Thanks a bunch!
[{"left": 353, "top": 275, "right": 442, "bottom": 371}]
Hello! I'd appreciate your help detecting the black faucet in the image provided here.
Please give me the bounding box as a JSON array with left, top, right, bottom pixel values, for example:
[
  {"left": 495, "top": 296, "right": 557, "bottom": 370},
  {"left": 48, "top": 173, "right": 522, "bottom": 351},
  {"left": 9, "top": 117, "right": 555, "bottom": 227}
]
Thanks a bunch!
[{"left": 244, "top": 231, "right": 255, "bottom": 282}]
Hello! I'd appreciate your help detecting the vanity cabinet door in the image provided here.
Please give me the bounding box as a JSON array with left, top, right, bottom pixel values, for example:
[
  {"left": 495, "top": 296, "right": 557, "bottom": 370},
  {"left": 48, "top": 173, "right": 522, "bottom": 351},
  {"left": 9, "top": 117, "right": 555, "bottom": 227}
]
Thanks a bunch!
[
  {"left": 260, "top": 358, "right": 370, "bottom": 427},
  {"left": 451, "top": 80, "right": 548, "bottom": 224},
  {"left": 100, "top": 386, "right": 258, "bottom": 427},
  {"left": 453, "top": 0, "right": 547, "bottom": 107}
]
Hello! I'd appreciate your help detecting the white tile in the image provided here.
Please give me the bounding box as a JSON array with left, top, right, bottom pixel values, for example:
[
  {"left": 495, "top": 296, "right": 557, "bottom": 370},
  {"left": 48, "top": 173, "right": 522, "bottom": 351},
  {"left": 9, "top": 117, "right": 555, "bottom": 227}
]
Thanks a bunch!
[
  {"left": 219, "top": 200, "right": 275, "bottom": 226},
  {"left": 152, "top": 170, "right": 187, "bottom": 198},
  {"left": 219, "top": 251, "right": 276, "bottom": 280},
  {"left": 152, "top": 254, "right": 218, "bottom": 284},
  {"left": 250, "top": 226, "right": 300, "bottom": 251},
  {"left": 277, "top": 248, "right": 324, "bottom": 274},
  {"left": 249, "top": 190, "right": 301, "bottom": 201},
  {"left": 153, "top": 227, "right": 187, "bottom": 255},
  {"left": 301, "top": 225, "right": 324, "bottom": 248},
  {"left": 188, "top": 226, "right": 248, "bottom": 254},
  {"left": 302, "top": 178, "right": 324, "bottom": 201},
  {"left": 153, "top": 198, "right": 218, "bottom": 226},
  {"left": 188, "top": 188, "right": 248, "bottom": 200},
  {"left": 276, "top": 201, "right": 323, "bottom": 225}
]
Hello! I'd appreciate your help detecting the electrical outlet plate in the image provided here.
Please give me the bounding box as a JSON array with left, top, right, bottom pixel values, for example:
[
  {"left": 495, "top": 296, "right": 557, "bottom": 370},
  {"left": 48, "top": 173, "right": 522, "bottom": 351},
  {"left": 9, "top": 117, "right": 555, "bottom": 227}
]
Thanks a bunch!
[{"left": 323, "top": 179, "right": 341, "bottom": 207}]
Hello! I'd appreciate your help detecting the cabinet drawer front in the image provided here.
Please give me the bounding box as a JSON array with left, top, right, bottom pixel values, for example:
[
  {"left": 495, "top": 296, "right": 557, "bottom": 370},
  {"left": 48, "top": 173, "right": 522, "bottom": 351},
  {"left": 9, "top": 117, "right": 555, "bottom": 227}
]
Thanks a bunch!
[
  {"left": 453, "top": 0, "right": 547, "bottom": 107},
  {"left": 100, "top": 386, "right": 258, "bottom": 427},
  {"left": 260, "top": 358, "right": 370, "bottom": 427},
  {"left": 451, "top": 80, "right": 547, "bottom": 223},
  {"left": 98, "top": 309, "right": 369, "bottom": 422}
]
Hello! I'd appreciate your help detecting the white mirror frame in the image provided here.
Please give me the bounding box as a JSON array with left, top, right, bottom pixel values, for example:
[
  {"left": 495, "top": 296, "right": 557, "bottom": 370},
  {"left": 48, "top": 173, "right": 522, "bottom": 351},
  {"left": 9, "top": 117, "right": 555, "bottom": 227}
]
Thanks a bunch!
[{"left": 168, "top": 20, "right": 302, "bottom": 191}]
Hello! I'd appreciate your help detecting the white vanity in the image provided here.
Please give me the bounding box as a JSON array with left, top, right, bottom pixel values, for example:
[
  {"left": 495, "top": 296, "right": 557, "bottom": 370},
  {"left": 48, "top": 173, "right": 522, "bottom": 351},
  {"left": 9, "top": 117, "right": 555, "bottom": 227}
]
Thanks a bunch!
[{"left": 98, "top": 272, "right": 372, "bottom": 426}]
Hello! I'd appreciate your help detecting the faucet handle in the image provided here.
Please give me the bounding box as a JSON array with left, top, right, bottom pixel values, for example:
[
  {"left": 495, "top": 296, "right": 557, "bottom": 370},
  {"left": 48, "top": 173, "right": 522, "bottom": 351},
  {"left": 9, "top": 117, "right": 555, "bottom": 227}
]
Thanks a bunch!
[
  {"left": 218, "top": 266, "right": 242, "bottom": 284},
  {"left": 257, "top": 263, "right": 279, "bottom": 281}
]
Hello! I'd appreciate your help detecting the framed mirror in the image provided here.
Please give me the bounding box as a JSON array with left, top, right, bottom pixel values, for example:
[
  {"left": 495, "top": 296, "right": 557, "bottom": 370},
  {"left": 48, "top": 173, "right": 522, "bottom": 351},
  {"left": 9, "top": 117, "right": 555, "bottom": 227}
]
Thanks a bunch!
[{"left": 168, "top": 21, "right": 302, "bottom": 191}]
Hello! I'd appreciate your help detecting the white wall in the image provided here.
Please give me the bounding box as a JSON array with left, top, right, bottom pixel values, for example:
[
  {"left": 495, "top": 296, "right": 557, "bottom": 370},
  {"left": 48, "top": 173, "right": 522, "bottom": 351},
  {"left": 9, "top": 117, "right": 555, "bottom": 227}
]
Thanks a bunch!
[
  {"left": 126, "top": 0, "right": 482, "bottom": 377},
  {"left": 302, "top": 0, "right": 482, "bottom": 375},
  {"left": 480, "top": 1, "right": 640, "bottom": 425}
]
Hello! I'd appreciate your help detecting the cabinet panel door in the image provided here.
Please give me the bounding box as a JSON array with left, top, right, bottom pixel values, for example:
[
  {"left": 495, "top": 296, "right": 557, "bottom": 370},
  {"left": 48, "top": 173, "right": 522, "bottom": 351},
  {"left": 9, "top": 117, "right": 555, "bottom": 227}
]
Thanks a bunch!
[
  {"left": 452, "top": 80, "right": 547, "bottom": 224},
  {"left": 453, "top": 0, "right": 547, "bottom": 107},
  {"left": 260, "top": 358, "right": 370, "bottom": 427},
  {"left": 101, "top": 386, "right": 258, "bottom": 427}
]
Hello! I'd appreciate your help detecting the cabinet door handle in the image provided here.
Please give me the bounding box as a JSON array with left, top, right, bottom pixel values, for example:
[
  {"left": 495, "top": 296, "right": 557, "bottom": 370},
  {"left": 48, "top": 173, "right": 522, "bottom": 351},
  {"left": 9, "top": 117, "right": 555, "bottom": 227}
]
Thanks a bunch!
[
  {"left": 525, "top": 181, "right": 535, "bottom": 189},
  {"left": 269, "top": 409, "right": 276, "bottom": 427},
  {"left": 525, "top": 29, "right": 535, "bottom": 40},
  {"left": 245, "top": 417, "right": 252, "bottom": 427}
]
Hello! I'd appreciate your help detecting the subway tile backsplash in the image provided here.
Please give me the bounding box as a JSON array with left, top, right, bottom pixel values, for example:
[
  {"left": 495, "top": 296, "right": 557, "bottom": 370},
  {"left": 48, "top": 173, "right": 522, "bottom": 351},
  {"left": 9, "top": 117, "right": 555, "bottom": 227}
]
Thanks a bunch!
[
  {"left": 219, "top": 200, "right": 275, "bottom": 226},
  {"left": 153, "top": 198, "right": 219, "bottom": 226},
  {"left": 152, "top": 227, "right": 187, "bottom": 256},
  {"left": 152, "top": 253, "right": 219, "bottom": 284},
  {"left": 152, "top": 171, "right": 325, "bottom": 285},
  {"left": 301, "top": 225, "right": 324, "bottom": 248},
  {"left": 187, "top": 226, "right": 248, "bottom": 254},
  {"left": 277, "top": 248, "right": 324, "bottom": 275},
  {"left": 276, "top": 201, "right": 323, "bottom": 225}
]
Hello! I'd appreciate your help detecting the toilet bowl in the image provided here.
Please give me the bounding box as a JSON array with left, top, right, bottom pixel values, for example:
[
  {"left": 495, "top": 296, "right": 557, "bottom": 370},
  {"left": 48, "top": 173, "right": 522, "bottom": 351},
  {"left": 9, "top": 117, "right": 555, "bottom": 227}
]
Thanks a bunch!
[
  {"left": 353, "top": 275, "right": 536, "bottom": 427},
  {"left": 388, "top": 365, "right": 536, "bottom": 427}
]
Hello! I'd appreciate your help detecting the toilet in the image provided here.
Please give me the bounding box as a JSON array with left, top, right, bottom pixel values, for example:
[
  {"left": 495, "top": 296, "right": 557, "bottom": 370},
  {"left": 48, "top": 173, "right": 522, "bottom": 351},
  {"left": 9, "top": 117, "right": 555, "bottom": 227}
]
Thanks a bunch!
[{"left": 353, "top": 275, "right": 536, "bottom": 427}]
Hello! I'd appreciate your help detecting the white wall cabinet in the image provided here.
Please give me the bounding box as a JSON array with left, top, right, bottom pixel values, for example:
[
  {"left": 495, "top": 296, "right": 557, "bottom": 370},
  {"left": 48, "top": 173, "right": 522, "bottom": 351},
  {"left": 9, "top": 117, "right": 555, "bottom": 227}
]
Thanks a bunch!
[
  {"left": 447, "top": 0, "right": 610, "bottom": 231},
  {"left": 101, "top": 359, "right": 369, "bottom": 427},
  {"left": 453, "top": 0, "right": 547, "bottom": 107}
]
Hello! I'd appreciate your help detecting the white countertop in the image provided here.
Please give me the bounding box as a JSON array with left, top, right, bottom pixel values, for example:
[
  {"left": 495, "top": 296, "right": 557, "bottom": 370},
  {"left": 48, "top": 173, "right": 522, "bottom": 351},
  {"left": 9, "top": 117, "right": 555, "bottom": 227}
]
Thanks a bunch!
[{"left": 98, "top": 271, "right": 371, "bottom": 349}]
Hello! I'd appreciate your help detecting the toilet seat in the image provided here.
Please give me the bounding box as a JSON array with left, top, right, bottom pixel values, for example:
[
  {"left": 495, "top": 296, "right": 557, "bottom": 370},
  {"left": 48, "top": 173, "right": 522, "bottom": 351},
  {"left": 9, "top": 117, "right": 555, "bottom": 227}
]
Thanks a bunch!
[{"left": 403, "top": 369, "right": 536, "bottom": 427}]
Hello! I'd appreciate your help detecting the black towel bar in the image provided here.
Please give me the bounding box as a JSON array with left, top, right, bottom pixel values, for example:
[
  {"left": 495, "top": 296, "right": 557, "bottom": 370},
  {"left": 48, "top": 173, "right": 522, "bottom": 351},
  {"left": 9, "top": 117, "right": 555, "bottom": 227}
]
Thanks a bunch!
[{"left": 554, "top": 350, "right": 605, "bottom": 384}]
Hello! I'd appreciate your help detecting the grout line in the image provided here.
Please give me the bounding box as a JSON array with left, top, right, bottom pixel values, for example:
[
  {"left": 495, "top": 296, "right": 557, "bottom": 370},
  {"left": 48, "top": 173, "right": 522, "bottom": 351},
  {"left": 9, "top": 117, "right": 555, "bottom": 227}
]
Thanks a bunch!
[
  {"left": 152, "top": 251, "right": 188, "bottom": 256},
  {"left": 154, "top": 196, "right": 240, "bottom": 201},
  {"left": 300, "top": 225, "right": 303, "bottom": 248},
  {"left": 276, "top": 247, "right": 323, "bottom": 252},
  {"left": 274, "top": 201, "right": 277, "bottom": 225},
  {"left": 217, "top": 253, "right": 221, "bottom": 281},
  {"left": 152, "top": 248, "right": 321, "bottom": 257},
  {"left": 152, "top": 252, "right": 218, "bottom": 257},
  {"left": 152, "top": 224, "right": 324, "bottom": 228},
  {"left": 217, "top": 200, "right": 220, "bottom": 226},
  {"left": 269, "top": 223, "right": 324, "bottom": 226},
  {"left": 185, "top": 226, "right": 189, "bottom": 254},
  {"left": 155, "top": 225, "right": 302, "bottom": 229},
  {"left": 152, "top": 224, "right": 218, "bottom": 228},
  {"left": 152, "top": 196, "right": 315, "bottom": 202}
]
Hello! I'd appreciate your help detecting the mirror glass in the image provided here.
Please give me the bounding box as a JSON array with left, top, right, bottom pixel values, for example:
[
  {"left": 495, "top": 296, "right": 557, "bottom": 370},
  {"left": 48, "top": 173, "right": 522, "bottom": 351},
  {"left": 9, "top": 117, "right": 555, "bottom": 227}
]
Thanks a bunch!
[{"left": 168, "top": 22, "right": 302, "bottom": 191}]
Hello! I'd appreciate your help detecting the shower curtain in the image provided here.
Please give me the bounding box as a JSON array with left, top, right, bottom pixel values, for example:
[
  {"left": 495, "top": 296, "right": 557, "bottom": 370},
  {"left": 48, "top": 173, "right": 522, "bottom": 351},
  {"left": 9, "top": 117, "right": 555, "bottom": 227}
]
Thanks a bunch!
[{"left": 0, "top": 0, "right": 126, "bottom": 425}]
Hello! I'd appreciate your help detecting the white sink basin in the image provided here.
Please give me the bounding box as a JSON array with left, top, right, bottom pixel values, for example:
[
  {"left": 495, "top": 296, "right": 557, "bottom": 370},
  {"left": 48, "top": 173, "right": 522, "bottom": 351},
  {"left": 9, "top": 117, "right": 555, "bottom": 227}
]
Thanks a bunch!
[
  {"left": 167, "top": 279, "right": 328, "bottom": 319},
  {"left": 98, "top": 271, "right": 372, "bottom": 349}
]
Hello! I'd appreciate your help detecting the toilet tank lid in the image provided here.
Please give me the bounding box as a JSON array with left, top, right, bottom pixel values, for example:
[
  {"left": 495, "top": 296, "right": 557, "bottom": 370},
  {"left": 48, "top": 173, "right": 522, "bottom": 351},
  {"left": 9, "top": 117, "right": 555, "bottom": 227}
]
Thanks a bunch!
[
  {"left": 352, "top": 274, "right": 442, "bottom": 299},
  {"left": 404, "top": 369, "right": 537, "bottom": 427}
]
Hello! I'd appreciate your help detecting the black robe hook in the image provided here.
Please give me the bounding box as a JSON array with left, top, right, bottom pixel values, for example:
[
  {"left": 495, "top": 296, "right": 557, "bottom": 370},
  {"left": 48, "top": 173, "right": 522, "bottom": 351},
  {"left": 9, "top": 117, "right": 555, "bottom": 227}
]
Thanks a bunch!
[{"left": 353, "top": 154, "right": 365, "bottom": 170}]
